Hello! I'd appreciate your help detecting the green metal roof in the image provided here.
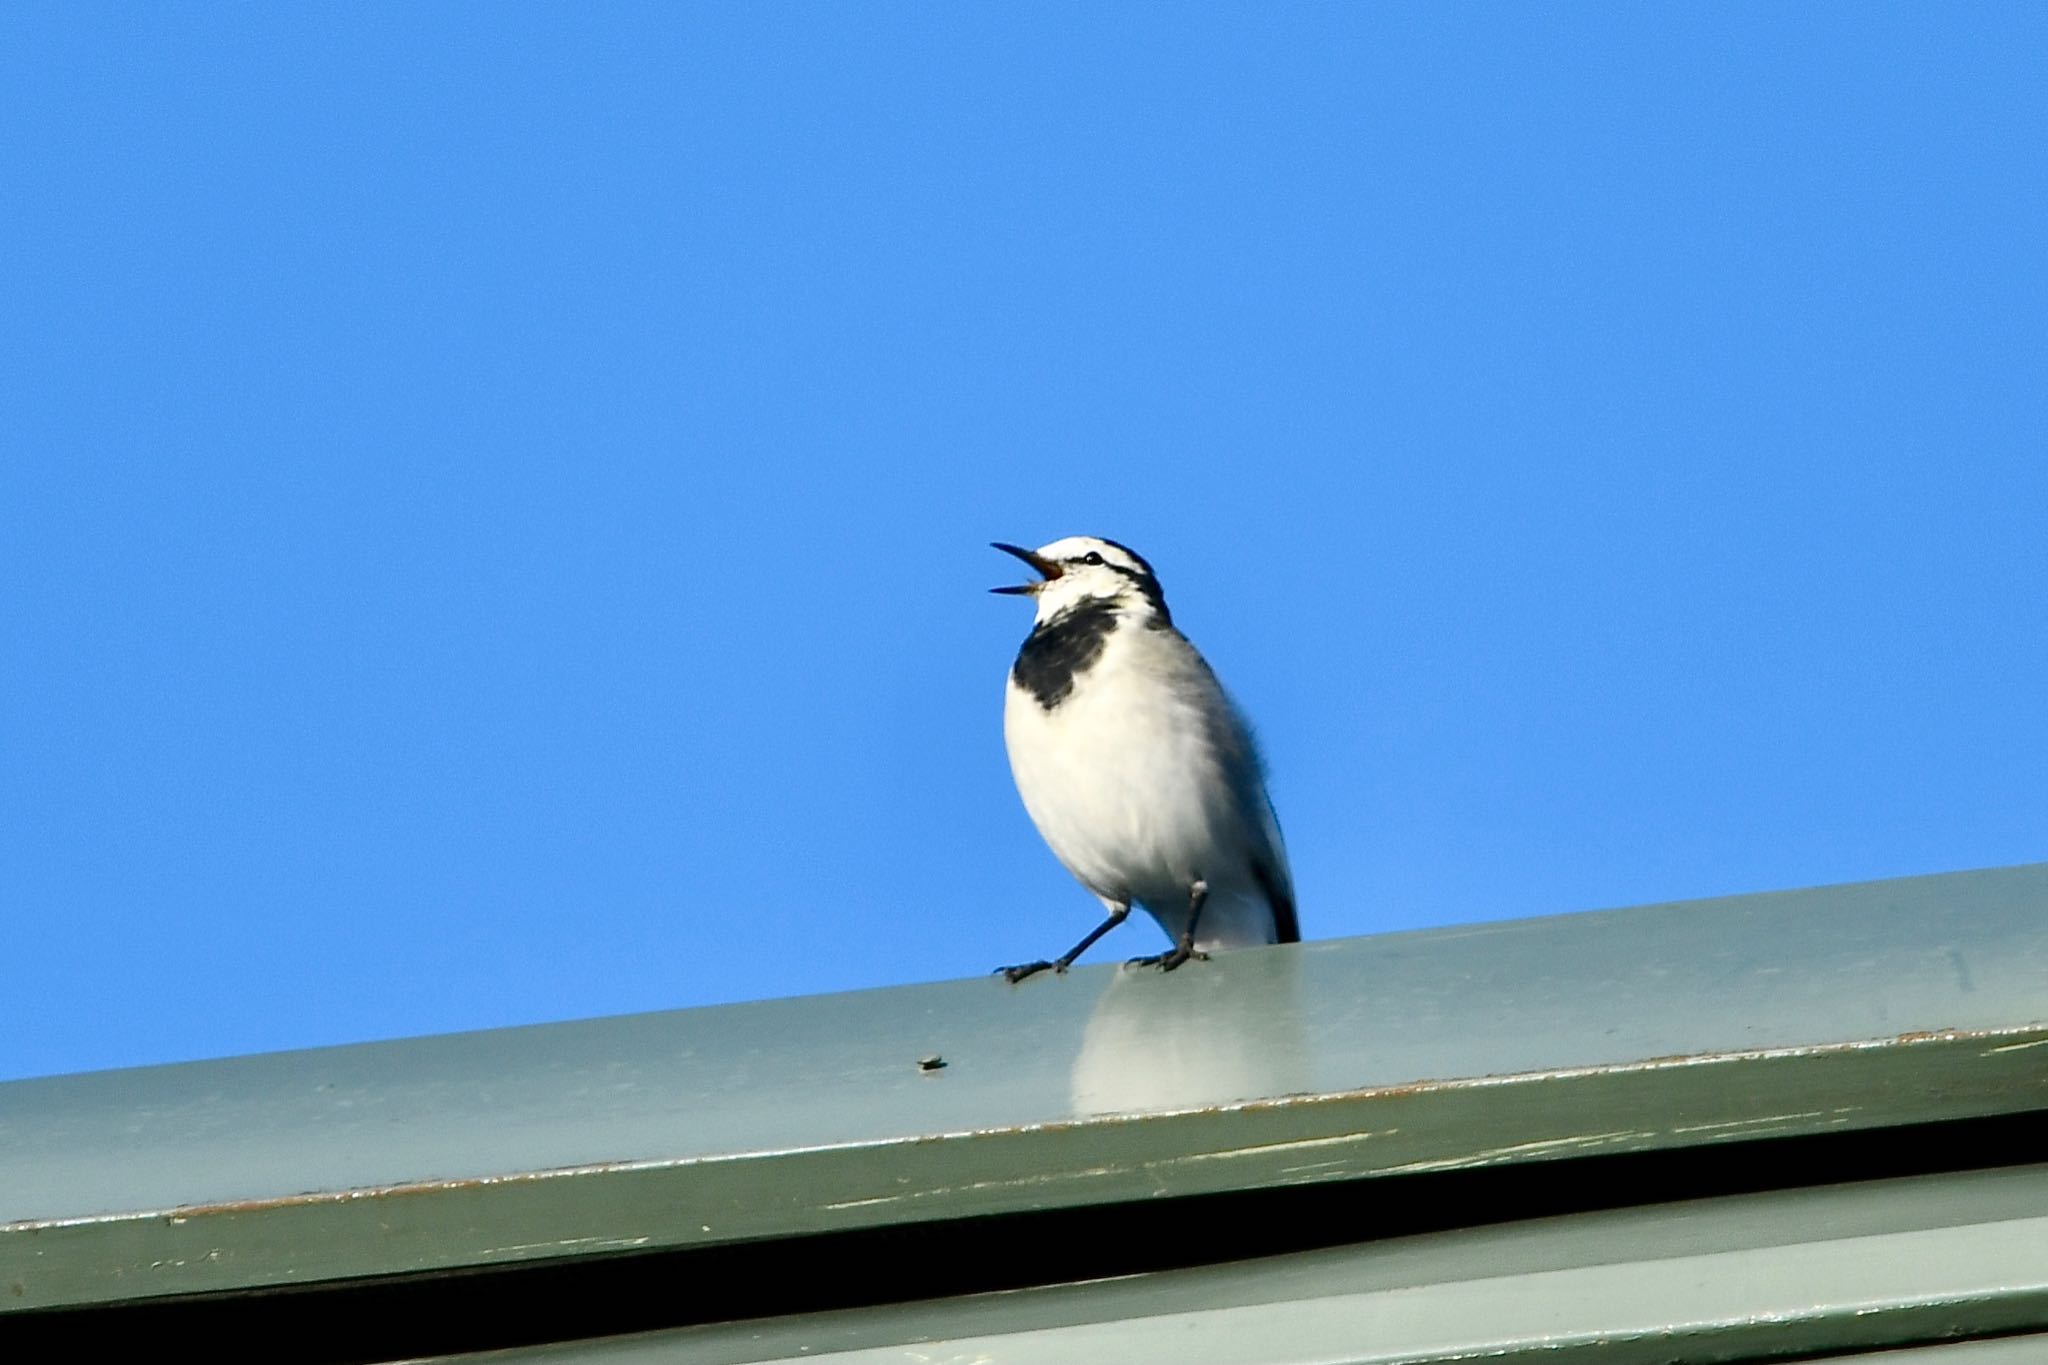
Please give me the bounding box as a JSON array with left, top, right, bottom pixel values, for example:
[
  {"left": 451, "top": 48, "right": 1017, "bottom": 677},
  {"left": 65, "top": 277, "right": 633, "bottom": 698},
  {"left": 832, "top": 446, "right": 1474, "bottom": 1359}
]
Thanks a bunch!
[
  {"left": 472, "top": 1162, "right": 2048, "bottom": 1364},
  {"left": 6, "top": 861, "right": 2048, "bottom": 1360}
]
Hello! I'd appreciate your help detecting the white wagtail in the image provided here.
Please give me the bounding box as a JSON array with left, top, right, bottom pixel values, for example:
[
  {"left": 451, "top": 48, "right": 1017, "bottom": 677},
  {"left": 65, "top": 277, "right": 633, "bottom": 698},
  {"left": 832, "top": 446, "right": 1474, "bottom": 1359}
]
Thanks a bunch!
[{"left": 991, "top": 537, "right": 1299, "bottom": 983}]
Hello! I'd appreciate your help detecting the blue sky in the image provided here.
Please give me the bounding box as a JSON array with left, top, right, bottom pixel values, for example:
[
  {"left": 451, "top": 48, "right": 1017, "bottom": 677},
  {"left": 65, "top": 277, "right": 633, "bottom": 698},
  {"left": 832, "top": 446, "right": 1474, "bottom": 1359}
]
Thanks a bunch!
[{"left": 4, "top": 6, "right": 2043, "bottom": 1082}]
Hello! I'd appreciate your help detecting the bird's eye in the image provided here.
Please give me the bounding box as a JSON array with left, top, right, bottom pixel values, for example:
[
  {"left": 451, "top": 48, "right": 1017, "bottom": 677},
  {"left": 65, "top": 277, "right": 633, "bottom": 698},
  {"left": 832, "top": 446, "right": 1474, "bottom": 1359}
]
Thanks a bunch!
[{"left": 1082, "top": 552, "right": 1105, "bottom": 566}]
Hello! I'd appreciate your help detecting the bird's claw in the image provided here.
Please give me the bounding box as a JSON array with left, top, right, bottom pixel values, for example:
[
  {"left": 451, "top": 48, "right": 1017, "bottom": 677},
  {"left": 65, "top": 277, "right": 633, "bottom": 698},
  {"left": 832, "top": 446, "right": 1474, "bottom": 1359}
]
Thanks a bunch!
[
  {"left": 998, "top": 959, "right": 1058, "bottom": 984},
  {"left": 1125, "top": 945, "right": 1209, "bottom": 972}
]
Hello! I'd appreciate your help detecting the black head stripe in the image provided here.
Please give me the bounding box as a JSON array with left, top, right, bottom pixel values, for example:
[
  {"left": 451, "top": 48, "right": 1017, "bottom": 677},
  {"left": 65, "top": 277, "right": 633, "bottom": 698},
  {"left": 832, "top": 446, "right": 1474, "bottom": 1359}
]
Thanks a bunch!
[
  {"left": 1106, "top": 561, "right": 1170, "bottom": 625},
  {"left": 1080, "top": 539, "right": 1168, "bottom": 622},
  {"left": 1094, "top": 538, "right": 1156, "bottom": 579}
]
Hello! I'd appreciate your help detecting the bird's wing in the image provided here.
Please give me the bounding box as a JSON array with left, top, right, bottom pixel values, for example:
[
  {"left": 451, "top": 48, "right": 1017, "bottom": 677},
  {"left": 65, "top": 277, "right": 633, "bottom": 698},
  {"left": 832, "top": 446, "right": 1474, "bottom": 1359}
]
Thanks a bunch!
[
  {"left": 1184, "top": 648, "right": 1301, "bottom": 945},
  {"left": 1251, "top": 841, "right": 1300, "bottom": 944}
]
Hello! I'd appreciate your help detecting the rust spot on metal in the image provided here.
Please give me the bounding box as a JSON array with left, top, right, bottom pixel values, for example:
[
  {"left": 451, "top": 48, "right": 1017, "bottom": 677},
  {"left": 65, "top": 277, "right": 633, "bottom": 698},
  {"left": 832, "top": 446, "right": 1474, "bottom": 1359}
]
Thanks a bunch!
[{"left": 14, "top": 1159, "right": 655, "bottom": 1233}]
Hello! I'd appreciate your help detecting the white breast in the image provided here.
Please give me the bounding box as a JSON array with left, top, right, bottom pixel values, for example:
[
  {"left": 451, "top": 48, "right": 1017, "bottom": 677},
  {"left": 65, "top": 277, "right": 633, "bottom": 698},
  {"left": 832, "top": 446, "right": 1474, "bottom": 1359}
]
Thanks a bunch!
[{"left": 1003, "top": 619, "right": 1285, "bottom": 949}]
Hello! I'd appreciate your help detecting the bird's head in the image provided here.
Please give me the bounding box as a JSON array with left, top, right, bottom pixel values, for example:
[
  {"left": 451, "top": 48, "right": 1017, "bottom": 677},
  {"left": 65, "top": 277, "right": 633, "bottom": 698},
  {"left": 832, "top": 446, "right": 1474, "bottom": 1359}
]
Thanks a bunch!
[{"left": 991, "top": 536, "right": 1170, "bottom": 626}]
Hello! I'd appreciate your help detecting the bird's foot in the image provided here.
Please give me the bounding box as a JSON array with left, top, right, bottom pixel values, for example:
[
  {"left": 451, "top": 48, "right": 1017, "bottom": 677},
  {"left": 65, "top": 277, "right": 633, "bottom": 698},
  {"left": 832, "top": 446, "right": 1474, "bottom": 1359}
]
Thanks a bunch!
[
  {"left": 997, "top": 959, "right": 1061, "bottom": 984},
  {"left": 1126, "top": 944, "right": 1209, "bottom": 973}
]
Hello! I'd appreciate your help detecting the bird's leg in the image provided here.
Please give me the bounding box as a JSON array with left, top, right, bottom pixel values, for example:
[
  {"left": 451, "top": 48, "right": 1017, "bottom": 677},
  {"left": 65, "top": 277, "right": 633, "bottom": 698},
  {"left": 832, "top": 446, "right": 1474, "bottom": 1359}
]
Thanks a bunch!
[
  {"left": 999, "top": 904, "right": 1130, "bottom": 984},
  {"left": 1129, "top": 881, "right": 1210, "bottom": 972}
]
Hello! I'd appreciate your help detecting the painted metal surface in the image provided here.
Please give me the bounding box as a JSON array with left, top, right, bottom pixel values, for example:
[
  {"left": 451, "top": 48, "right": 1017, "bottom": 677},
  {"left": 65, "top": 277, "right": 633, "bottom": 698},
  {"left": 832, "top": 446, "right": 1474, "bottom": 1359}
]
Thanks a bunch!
[
  {"left": 5, "top": 862, "right": 2048, "bottom": 1312},
  {"left": 1851, "top": 1342, "right": 2048, "bottom": 1358},
  {"left": 1845, "top": 1341, "right": 2048, "bottom": 1363},
  {"left": 446, "top": 1164, "right": 2048, "bottom": 1364}
]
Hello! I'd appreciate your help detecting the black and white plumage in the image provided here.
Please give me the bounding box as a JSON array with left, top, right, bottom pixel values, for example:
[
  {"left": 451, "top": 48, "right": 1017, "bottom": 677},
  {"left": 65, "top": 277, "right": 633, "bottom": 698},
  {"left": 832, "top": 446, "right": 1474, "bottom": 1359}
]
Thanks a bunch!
[{"left": 991, "top": 536, "right": 1299, "bottom": 983}]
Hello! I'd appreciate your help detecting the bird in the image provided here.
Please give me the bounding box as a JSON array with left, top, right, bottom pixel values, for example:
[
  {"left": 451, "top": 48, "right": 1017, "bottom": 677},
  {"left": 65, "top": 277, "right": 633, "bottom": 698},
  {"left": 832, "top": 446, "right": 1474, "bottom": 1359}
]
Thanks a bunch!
[{"left": 991, "top": 536, "right": 1298, "bottom": 983}]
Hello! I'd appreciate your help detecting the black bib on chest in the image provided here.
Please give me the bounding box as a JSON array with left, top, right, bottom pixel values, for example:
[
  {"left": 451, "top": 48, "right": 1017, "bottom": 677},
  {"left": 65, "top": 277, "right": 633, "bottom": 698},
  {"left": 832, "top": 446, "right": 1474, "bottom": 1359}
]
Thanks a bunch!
[{"left": 1011, "top": 599, "right": 1120, "bottom": 709}]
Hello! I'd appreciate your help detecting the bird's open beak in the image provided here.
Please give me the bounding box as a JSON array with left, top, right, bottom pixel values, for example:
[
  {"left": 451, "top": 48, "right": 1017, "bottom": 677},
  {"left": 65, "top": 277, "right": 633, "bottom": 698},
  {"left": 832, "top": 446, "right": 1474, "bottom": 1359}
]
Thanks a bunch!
[{"left": 990, "top": 542, "right": 1060, "bottom": 595}]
